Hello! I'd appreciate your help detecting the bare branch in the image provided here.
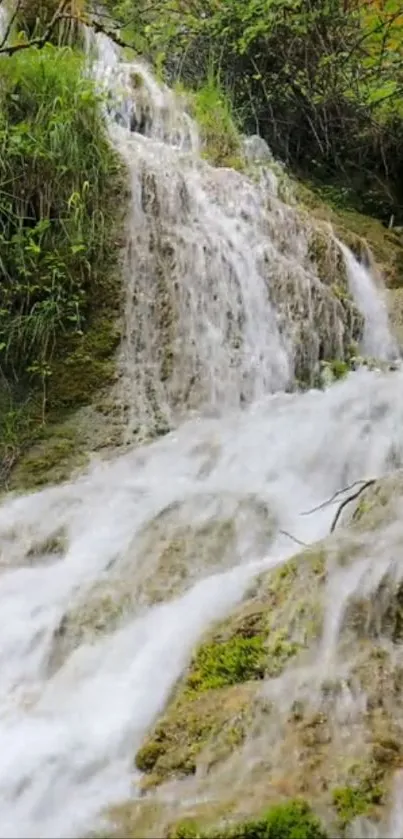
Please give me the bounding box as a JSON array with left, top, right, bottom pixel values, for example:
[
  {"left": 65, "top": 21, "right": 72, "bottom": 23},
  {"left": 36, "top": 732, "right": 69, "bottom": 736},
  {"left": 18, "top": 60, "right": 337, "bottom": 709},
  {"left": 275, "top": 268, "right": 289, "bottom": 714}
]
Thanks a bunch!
[
  {"left": 301, "top": 479, "right": 371, "bottom": 516},
  {"left": 279, "top": 528, "right": 308, "bottom": 548},
  {"left": 80, "top": 16, "right": 132, "bottom": 51},
  {"left": 330, "top": 479, "right": 375, "bottom": 533}
]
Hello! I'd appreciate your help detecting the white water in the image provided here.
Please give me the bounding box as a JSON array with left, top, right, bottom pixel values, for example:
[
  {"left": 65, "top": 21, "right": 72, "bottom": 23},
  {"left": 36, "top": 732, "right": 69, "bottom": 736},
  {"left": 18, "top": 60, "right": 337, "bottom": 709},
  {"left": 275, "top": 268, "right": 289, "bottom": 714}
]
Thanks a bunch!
[
  {"left": 87, "top": 34, "right": 387, "bottom": 438},
  {"left": 340, "top": 241, "right": 399, "bottom": 360},
  {"left": 2, "top": 369, "right": 403, "bottom": 837},
  {"left": 0, "top": 24, "right": 402, "bottom": 839}
]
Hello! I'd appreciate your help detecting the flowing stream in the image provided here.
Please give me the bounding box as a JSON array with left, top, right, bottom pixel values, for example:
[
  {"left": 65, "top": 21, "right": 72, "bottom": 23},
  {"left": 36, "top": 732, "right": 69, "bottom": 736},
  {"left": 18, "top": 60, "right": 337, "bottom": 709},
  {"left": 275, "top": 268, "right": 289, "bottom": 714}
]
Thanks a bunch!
[{"left": 0, "top": 29, "right": 403, "bottom": 839}]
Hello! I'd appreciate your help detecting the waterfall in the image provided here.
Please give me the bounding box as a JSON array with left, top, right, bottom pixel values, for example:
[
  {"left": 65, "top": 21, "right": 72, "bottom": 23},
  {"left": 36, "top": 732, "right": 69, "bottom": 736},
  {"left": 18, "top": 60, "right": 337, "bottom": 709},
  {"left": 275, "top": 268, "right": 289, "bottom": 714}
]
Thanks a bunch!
[
  {"left": 339, "top": 240, "right": 399, "bottom": 361},
  {"left": 87, "top": 33, "right": 398, "bottom": 439},
  {"left": 0, "top": 25, "right": 401, "bottom": 839}
]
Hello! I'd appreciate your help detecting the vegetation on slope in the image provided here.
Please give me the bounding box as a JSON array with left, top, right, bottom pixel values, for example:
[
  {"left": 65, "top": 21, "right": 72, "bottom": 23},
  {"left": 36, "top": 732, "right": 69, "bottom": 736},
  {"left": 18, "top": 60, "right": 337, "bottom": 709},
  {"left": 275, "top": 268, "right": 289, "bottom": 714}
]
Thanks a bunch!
[
  {"left": 107, "top": 0, "right": 403, "bottom": 226},
  {"left": 0, "top": 34, "right": 125, "bottom": 487}
]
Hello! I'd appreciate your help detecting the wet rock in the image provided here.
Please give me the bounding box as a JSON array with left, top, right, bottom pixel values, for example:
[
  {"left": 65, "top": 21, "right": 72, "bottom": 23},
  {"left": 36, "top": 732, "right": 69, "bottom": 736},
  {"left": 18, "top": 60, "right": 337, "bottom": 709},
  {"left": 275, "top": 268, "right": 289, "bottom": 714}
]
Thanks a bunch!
[{"left": 101, "top": 471, "right": 403, "bottom": 839}]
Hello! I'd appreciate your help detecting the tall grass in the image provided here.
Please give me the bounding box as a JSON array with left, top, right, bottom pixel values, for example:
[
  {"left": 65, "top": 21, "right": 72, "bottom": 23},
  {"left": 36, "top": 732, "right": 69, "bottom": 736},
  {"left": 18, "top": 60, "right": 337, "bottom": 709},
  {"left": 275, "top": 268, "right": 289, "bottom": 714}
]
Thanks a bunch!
[
  {"left": 0, "top": 44, "right": 121, "bottom": 383},
  {"left": 189, "top": 72, "right": 243, "bottom": 168},
  {"left": 0, "top": 43, "right": 124, "bottom": 481}
]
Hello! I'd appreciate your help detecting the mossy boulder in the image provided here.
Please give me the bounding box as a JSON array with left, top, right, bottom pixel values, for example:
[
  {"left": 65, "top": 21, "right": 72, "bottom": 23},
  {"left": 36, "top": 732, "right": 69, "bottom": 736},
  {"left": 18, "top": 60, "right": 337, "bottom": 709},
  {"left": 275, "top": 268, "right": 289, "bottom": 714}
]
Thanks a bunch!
[
  {"left": 98, "top": 471, "right": 403, "bottom": 839},
  {"left": 135, "top": 682, "right": 256, "bottom": 787},
  {"left": 103, "top": 798, "right": 327, "bottom": 839},
  {"left": 47, "top": 492, "right": 277, "bottom": 672},
  {"left": 133, "top": 547, "right": 326, "bottom": 789}
]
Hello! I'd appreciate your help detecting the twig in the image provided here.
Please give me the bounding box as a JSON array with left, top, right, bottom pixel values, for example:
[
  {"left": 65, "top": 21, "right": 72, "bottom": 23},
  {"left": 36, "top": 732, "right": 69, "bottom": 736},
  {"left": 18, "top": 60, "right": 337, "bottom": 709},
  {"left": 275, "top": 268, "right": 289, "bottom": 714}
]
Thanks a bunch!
[
  {"left": 0, "top": 0, "right": 70, "bottom": 55},
  {"left": 301, "top": 479, "right": 370, "bottom": 516},
  {"left": 279, "top": 528, "right": 308, "bottom": 548},
  {"left": 0, "top": 0, "right": 126, "bottom": 55},
  {"left": 73, "top": 15, "right": 133, "bottom": 51},
  {"left": 330, "top": 479, "right": 375, "bottom": 533},
  {"left": 0, "top": 0, "right": 22, "bottom": 50}
]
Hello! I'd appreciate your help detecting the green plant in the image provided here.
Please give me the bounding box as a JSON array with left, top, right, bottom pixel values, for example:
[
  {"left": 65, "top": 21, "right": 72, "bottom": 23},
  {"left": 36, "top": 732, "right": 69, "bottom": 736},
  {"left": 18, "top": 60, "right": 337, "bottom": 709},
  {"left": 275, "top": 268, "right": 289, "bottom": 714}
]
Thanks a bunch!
[
  {"left": 113, "top": 0, "right": 403, "bottom": 224},
  {"left": 0, "top": 43, "right": 124, "bottom": 484},
  {"left": 171, "top": 800, "right": 328, "bottom": 839},
  {"left": 185, "top": 635, "right": 266, "bottom": 694},
  {"left": 0, "top": 45, "right": 120, "bottom": 382},
  {"left": 332, "top": 784, "right": 383, "bottom": 830},
  {"left": 190, "top": 73, "right": 243, "bottom": 167}
]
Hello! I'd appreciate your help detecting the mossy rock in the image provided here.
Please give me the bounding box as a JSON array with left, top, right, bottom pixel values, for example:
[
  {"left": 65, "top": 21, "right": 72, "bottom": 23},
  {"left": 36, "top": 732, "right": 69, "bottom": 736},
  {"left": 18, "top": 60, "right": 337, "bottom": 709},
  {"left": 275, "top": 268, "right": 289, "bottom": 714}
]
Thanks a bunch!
[
  {"left": 134, "top": 547, "right": 327, "bottom": 788},
  {"left": 103, "top": 797, "right": 328, "bottom": 839},
  {"left": 45, "top": 491, "right": 276, "bottom": 672},
  {"left": 296, "top": 182, "right": 403, "bottom": 289},
  {"left": 8, "top": 423, "right": 88, "bottom": 490},
  {"left": 108, "top": 474, "right": 403, "bottom": 839},
  {"left": 135, "top": 682, "right": 256, "bottom": 787}
]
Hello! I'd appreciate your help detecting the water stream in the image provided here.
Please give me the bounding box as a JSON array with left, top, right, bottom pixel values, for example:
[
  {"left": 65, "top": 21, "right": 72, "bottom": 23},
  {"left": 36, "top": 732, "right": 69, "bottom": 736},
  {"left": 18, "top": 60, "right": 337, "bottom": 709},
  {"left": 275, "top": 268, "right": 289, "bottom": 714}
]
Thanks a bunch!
[{"left": 0, "top": 27, "right": 402, "bottom": 839}]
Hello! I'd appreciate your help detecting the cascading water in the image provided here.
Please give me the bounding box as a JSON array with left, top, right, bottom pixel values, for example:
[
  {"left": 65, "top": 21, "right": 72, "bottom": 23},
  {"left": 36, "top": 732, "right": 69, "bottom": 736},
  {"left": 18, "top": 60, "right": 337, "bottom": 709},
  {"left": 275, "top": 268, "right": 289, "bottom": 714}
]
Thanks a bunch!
[
  {"left": 0, "top": 25, "right": 402, "bottom": 839},
  {"left": 339, "top": 240, "right": 399, "bottom": 361}
]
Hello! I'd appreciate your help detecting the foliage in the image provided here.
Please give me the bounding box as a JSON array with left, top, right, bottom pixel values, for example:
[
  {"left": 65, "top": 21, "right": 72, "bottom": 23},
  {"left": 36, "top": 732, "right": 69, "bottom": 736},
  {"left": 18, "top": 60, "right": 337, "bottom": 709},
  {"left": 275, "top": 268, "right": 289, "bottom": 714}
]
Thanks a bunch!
[
  {"left": 171, "top": 800, "right": 328, "bottom": 839},
  {"left": 0, "top": 43, "right": 123, "bottom": 482},
  {"left": 109, "top": 0, "right": 403, "bottom": 224},
  {"left": 186, "top": 73, "right": 243, "bottom": 168},
  {"left": 184, "top": 635, "right": 266, "bottom": 694},
  {"left": 332, "top": 784, "right": 383, "bottom": 830}
]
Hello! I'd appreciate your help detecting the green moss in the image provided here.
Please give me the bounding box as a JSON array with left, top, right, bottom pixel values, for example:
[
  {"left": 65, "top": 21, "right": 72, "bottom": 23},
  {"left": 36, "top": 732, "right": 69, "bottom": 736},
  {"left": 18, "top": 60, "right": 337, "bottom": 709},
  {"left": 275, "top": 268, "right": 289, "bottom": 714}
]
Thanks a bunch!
[
  {"left": 184, "top": 636, "right": 266, "bottom": 694},
  {"left": 330, "top": 360, "right": 349, "bottom": 380},
  {"left": 265, "top": 631, "right": 302, "bottom": 677},
  {"left": 134, "top": 683, "right": 254, "bottom": 784},
  {"left": 9, "top": 426, "right": 87, "bottom": 490},
  {"left": 332, "top": 783, "right": 383, "bottom": 831},
  {"left": 170, "top": 800, "right": 328, "bottom": 839},
  {"left": 133, "top": 548, "right": 327, "bottom": 789}
]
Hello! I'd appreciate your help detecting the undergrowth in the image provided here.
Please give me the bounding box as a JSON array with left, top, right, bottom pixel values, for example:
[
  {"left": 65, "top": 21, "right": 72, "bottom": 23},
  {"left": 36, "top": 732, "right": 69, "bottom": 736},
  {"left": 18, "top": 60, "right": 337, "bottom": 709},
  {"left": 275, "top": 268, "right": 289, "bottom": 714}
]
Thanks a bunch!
[
  {"left": 171, "top": 800, "right": 328, "bottom": 839},
  {"left": 0, "top": 44, "right": 124, "bottom": 485},
  {"left": 185, "top": 74, "right": 244, "bottom": 169}
]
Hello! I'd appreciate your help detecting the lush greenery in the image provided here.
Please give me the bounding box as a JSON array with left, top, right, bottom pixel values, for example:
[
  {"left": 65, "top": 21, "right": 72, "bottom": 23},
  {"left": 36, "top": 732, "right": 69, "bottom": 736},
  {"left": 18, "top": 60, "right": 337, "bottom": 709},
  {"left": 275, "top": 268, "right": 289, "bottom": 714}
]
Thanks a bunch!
[
  {"left": 187, "top": 74, "right": 243, "bottom": 168},
  {"left": 171, "top": 800, "right": 328, "bottom": 839},
  {"left": 0, "top": 42, "right": 124, "bottom": 485},
  {"left": 107, "top": 0, "right": 403, "bottom": 224}
]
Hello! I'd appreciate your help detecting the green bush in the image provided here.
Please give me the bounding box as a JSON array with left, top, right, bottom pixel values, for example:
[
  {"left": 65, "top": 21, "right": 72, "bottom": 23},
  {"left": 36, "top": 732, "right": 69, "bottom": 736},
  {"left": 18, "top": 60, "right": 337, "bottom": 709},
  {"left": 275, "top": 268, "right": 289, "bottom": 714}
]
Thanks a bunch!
[
  {"left": 111, "top": 0, "right": 403, "bottom": 224},
  {"left": 171, "top": 800, "right": 328, "bottom": 839},
  {"left": 0, "top": 43, "right": 124, "bottom": 482},
  {"left": 0, "top": 44, "right": 121, "bottom": 380}
]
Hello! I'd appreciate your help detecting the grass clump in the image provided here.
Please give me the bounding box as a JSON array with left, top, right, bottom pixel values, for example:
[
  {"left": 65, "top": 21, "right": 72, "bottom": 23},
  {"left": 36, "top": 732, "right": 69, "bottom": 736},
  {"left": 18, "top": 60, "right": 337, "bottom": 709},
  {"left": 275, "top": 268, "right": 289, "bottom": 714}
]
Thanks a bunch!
[
  {"left": 190, "top": 74, "right": 244, "bottom": 169},
  {"left": 0, "top": 43, "right": 125, "bottom": 484},
  {"left": 171, "top": 800, "right": 328, "bottom": 839}
]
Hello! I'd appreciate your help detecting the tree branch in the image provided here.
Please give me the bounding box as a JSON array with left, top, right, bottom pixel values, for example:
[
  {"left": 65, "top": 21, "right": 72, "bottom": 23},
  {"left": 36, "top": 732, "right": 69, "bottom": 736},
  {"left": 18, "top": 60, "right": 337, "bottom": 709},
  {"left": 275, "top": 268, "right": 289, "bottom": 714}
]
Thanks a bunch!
[
  {"left": 301, "top": 479, "right": 371, "bottom": 516},
  {"left": 330, "top": 479, "right": 375, "bottom": 533},
  {"left": 0, "top": 0, "right": 70, "bottom": 55},
  {"left": 301, "top": 477, "right": 377, "bottom": 533},
  {"left": 279, "top": 528, "right": 308, "bottom": 548},
  {"left": 0, "top": 0, "right": 133, "bottom": 57}
]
